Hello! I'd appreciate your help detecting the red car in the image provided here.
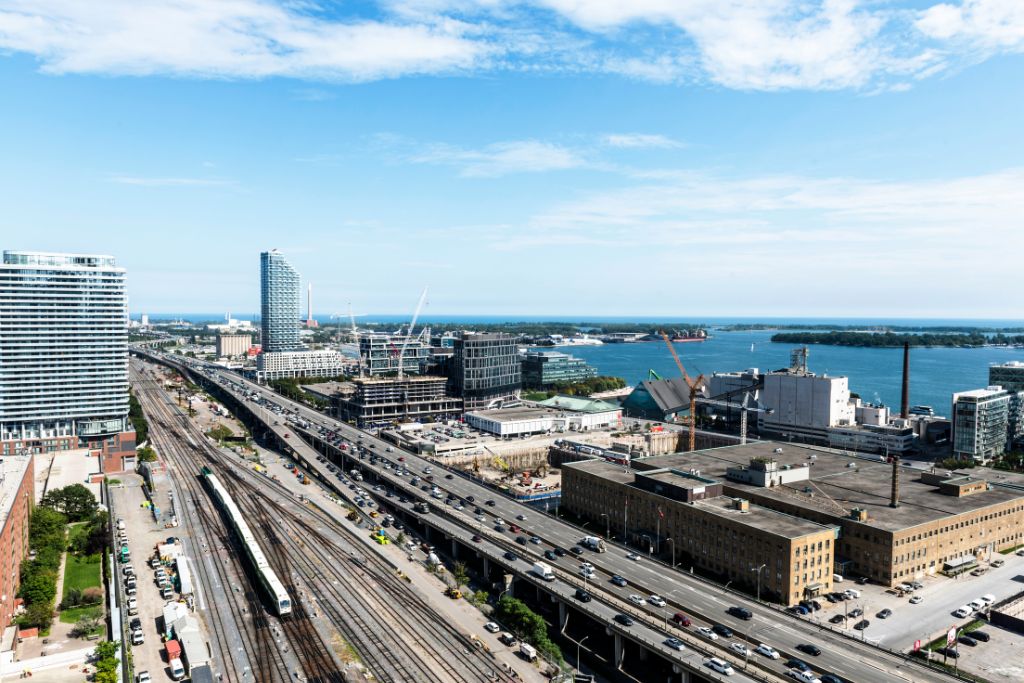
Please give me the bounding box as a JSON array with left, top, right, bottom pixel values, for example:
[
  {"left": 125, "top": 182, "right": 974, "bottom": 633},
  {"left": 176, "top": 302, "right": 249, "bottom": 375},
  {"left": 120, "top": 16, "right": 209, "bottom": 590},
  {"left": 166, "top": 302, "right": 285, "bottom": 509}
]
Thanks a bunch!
[
  {"left": 671, "top": 612, "right": 692, "bottom": 627},
  {"left": 509, "top": 524, "right": 520, "bottom": 533}
]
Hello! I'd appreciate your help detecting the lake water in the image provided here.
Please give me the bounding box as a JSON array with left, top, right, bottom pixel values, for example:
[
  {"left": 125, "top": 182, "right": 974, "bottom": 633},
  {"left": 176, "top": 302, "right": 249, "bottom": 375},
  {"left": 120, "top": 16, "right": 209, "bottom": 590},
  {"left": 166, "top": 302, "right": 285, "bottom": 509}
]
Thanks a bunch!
[{"left": 555, "top": 330, "right": 1024, "bottom": 417}]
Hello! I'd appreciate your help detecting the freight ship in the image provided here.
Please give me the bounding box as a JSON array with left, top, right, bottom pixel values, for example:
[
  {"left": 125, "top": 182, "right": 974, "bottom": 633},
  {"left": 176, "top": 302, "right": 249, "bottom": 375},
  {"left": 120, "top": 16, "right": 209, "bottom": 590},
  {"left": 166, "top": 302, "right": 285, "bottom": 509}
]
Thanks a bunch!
[{"left": 670, "top": 328, "right": 708, "bottom": 342}]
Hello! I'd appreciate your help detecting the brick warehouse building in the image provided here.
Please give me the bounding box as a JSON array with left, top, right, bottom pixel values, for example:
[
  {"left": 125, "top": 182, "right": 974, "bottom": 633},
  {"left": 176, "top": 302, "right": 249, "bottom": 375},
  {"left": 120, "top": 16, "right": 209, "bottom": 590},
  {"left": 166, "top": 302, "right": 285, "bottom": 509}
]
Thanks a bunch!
[
  {"left": 563, "top": 441, "right": 1024, "bottom": 596},
  {"left": 0, "top": 455, "right": 34, "bottom": 626}
]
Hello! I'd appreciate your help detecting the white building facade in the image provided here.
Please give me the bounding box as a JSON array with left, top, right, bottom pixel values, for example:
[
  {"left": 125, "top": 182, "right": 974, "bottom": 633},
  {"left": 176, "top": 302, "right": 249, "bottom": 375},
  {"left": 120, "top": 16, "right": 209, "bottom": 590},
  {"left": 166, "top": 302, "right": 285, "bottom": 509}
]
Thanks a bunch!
[
  {"left": 256, "top": 350, "right": 345, "bottom": 381},
  {"left": 758, "top": 371, "right": 856, "bottom": 442},
  {"left": 0, "top": 251, "right": 129, "bottom": 452}
]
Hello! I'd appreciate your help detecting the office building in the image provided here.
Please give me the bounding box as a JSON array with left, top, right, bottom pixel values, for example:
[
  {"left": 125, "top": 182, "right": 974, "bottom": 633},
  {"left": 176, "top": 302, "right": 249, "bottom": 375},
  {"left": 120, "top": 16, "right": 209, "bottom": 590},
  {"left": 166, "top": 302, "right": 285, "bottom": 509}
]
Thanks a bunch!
[
  {"left": 952, "top": 387, "right": 1012, "bottom": 462},
  {"left": 358, "top": 333, "right": 431, "bottom": 376},
  {"left": 990, "top": 361, "right": 1024, "bottom": 393},
  {"left": 521, "top": 350, "right": 597, "bottom": 389},
  {"left": 563, "top": 456, "right": 838, "bottom": 605},
  {"left": 332, "top": 376, "right": 463, "bottom": 428},
  {"left": 260, "top": 250, "right": 301, "bottom": 352},
  {"left": 0, "top": 251, "right": 134, "bottom": 468},
  {"left": 0, "top": 455, "right": 33, "bottom": 628},
  {"left": 216, "top": 333, "right": 252, "bottom": 358},
  {"left": 256, "top": 349, "right": 345, "bottom": 381},
  {"left": 451, "top": 332, "right": 521, "bottom": 410}
]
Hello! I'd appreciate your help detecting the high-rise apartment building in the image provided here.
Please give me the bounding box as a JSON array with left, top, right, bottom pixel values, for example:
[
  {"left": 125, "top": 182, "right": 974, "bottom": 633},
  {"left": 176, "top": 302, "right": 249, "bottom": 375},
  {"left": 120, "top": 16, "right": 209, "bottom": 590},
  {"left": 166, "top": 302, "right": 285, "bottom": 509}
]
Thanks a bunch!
[
  {"left": 0, "top": 251, "right": 133, "bottom": 466},
  {"left": 451, "top": 332, "right": 521, "bottom": 410},
  {"left": 260, "top": 250, "right": 301, "bottom": 352},
  {"left": 952, "top": 387, "right": 1011, "bottom": 462},
  {"left": 990, "top": 361, "right": 1024, "bottom": 393}
]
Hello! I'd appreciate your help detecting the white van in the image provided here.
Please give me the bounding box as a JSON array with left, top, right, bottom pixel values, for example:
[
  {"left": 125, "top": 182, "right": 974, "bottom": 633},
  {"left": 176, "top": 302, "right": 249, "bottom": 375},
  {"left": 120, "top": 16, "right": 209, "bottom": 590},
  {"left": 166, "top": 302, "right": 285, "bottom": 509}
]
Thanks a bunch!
[
  {"left": 706, "top": 658, "right": 734, "bottom": 675},
  {"left": 844, "top": 588, "right": 861, "bottom": 599},
  {"left": 169, "top": 658, "right": 185, "bottom": 681}
]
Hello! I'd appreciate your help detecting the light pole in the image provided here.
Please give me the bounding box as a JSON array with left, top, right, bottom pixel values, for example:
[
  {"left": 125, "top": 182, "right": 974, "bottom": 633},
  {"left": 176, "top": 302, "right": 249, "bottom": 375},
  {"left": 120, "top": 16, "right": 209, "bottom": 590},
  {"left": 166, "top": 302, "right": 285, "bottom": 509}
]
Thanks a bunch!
[
  {"left": 666, "top": 538, "right": 675, "bottom": 568},
  {"left": 752, "top": 564, "right": 767, "bottom": 603},
  {"left": 577, "top": 635, "right": 589, "bottom": 675}
]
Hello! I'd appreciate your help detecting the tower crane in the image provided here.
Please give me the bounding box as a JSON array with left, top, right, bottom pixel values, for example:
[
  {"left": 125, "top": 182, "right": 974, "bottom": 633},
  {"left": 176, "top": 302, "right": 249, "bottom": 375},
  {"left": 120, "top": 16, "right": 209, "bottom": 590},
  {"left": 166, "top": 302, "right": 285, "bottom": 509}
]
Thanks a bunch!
[
  {"left": 659, "top": 331, "right": 705, "bottom": 452},
  {"left": 397, "top": 287, "right": 428, "bottom": 380}
]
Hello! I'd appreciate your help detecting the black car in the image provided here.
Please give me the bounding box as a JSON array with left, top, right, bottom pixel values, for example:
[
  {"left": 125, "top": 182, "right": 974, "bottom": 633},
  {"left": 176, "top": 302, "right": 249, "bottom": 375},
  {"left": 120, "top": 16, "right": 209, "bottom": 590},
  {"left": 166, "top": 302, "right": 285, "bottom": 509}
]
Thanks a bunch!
[
  {"left": 516, "top": 536, "right": 528, "bottom": 545},
  {"left": 938, "top": 647, "right": 959, "bottom": 659},
  {"left": 471, "top": 535, "right": 482, "bottom": 543},
  {"left": 712, "top": 624, "right": 733, "bottom": 638},
  {"left": 786, "top": 659, "right": 810, "bottom": 673},
  {"left": 971, "top": 630, "right": 991, "bottom": 642},
  {"left": 570, "top": 546, "right": 584, "bottom": 555},
  {"left": 575, "top": 589, "right": 592, "bottom": 603},
  {"left": 958, "top": 636, "right": 978, "bottom": 647},
  {"left": 877, "top": 609, "right": 892, "bottom": 619},
  {"left": 824, "top": 594, "right": 837, "bottom": 603},
  {"left": 129, "top": 617, "right": 142, "bottom": 631},
  {"left": 796, "top": 644, "right": 821, "bottom": 657},
  {"left": 614, "top": 614, "right": 634, "bottom": 627},
  {"left": 494, "top": 524, "right": 506, "bottom": 532},
  {"left": 829, "top": 614, "right": 845, "bottom": 624},
  {"left": 821, "top": 676, "right": 845, "bottom": 683},
  {"left": 855, "top": 576, "right": 870, "bottom": 585},
  {"left": 853, "top": 619, "right": 870, "bottom": 631},
  {"left": 504, "top": 551, "right": 519, "bottom": 561},
  {"left": 553, "top": 547, "right": 567, "bottom": 557},
  {"left": 848, "top": 608, "right": 863, "bottom": 618},
  {"left": 727, "top": 606, "right": 753, "bottom": 620},
  {"left": 445, "top": 474, "right": 454, "bottom": 479},
  {"left": 544, "top": 550, "right": 557, "bottom": 561},
  {"left": 485, "top": 499, "right": 496, "bottom": 507},
  {"left": 466, "top": 495, "right": 475, "bottom": 503}
]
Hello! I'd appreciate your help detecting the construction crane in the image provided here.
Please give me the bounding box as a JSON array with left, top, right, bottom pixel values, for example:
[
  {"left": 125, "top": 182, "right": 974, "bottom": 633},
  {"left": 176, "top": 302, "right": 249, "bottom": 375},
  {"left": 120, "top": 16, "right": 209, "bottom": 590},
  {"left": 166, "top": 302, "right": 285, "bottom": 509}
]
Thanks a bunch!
[
  {"left": 659, "top": 331, "right": 705, "bottom": 452},
  {"left": 695, "top": 382, "right": 772, "bottom": 445},
  {"left": 397, "top": 287, "right": 428, "bottom": 380}
]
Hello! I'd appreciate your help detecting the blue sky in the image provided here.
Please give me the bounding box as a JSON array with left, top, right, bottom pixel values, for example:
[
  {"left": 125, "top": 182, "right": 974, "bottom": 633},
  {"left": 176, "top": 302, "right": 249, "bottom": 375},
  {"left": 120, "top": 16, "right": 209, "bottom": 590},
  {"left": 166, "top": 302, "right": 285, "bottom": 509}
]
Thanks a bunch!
[{"left": 1, "top": 0, "right": 1022, "bottom": 318}]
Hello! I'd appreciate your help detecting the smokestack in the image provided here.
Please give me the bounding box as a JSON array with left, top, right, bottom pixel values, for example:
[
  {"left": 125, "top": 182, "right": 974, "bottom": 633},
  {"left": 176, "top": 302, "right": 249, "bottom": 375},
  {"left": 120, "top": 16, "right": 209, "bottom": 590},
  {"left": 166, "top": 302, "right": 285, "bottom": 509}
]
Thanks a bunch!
[
  {"left": 900, "top": 342, "right": 910, "bottom": 419},
  {"left": 890, "top": 455, "right": 900, "bottom": 508}
]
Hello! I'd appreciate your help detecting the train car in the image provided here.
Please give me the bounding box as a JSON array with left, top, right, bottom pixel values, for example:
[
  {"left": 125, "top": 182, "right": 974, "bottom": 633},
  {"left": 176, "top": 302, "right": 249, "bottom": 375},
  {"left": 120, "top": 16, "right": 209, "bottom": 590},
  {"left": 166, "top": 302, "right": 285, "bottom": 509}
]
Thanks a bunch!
[{"left": 201, "top": 467, "right": 292, "bottom": 615}]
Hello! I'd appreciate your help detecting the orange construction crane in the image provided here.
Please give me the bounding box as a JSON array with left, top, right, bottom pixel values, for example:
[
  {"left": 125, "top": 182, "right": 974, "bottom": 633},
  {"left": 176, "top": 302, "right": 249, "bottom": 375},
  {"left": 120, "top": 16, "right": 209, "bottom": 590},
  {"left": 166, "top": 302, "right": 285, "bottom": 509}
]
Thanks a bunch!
[{"left": 660, "top": 331, "right": 705, "bottom": 451}]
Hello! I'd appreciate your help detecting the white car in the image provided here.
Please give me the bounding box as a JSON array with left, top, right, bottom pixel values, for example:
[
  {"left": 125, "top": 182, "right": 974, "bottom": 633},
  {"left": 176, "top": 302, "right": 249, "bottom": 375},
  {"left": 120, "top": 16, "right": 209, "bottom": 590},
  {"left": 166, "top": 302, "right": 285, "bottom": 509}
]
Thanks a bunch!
[
  {"left": 953, "top": 605, "right": 972, "bottom": 618},
  {"left": 787, "top": 670, "right": 821, "bottom": 683},
  {"left": 697, "top": 626, "right": 719, "bottom": 641},
  {"left": 648, "top": 595, "right": 667, "bottom": 607},
  {"left": 627, "top": 552, "right": 640, "bottom": 561},
  {"left": 136, "top": 673, "right": 152, "bottom": 683},
  {"left": 484, "top": 622, "right": 500, "bottom": 633},
  {"left": 729, "top": 642, "right": 749, "bottom": 656},
  {"left": 705, "top": 658, "right": 734, "bottom": 675},
  {"left": 664, "top": 637, "right": 685, "bottom": 651},
  {"left": 756, "top": 644, "right": 780, "bottom": 659},
  {"left": 628, "top": 594, "right": 647, "bottom": 606},
  {"left": 909, "top": 595, "right": 923, "bottom": 604}
]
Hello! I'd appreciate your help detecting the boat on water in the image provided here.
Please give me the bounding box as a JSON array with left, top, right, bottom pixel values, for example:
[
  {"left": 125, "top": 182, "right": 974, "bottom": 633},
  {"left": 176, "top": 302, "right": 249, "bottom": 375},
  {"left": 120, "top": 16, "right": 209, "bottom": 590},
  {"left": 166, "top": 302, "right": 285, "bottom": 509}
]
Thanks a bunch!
[
  {"left": 545, "top": 334, "right": 604, "bottom": 347},
  {"left": 670, "top": 328, "right": 708, "bottom": 343},
  {"left": 750, "top": 343, "right": 755, "bottom": 352}
]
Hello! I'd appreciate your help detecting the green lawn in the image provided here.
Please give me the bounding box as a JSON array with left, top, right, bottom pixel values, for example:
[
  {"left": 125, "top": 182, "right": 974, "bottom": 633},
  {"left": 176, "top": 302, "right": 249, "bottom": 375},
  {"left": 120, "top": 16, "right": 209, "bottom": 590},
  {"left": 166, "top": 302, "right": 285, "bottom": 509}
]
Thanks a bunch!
[
  {"left": 63, "top": 553, "right": 102, "bottom": 597},
  {"left": 59, "top": 605, "right": 103, "bottom": 625}
]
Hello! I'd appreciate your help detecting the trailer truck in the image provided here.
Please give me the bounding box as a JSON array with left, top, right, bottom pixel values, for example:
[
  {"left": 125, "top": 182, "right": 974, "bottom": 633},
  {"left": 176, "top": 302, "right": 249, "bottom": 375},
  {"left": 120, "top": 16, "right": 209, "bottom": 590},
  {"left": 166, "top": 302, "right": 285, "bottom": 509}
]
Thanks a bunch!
[{"left": 580, "top": 536, "right": 606, "bottom": 553}]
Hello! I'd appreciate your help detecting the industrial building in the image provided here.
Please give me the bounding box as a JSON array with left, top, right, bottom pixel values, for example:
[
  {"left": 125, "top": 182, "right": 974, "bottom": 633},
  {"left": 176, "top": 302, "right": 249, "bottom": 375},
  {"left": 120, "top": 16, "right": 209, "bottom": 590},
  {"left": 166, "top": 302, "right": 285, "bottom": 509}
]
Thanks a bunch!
[
  {"left": 562, "top": 456, "right": 839, "bottom": 605},
  {"left": 521, "top": 350, "right": 597, "bottom": 389},
  {"left": 0, "top": 251, "right": 134, "bottom": 466},
  {"left": 466, "top": 397, "right": 620, "bottom": 437},
  {"left": 216, "top": 333, "right": 252, "bottom": 358},
  {"left": 0, "top": 455, "right": 33, "bottom": 627},
  {"left": 331, "top": 376, "right": 463, "bottom": 428},
  {"left": 565, "top": 441, "right": 1024, "bottom": 588},
  {"left": 358, "top": 333, "right": 431, "bottom": 376},
  {"left": 952, "top": 386, "right": 1024, "bottom": 462},
  {"left": 451, "top": 332, "right": 521, "bottom": 410}
]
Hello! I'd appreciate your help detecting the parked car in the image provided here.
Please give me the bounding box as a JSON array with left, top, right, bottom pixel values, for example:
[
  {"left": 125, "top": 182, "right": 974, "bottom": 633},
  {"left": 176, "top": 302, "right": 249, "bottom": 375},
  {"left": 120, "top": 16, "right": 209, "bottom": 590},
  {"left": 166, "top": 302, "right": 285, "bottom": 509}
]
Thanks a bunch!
[
  {"left": 853, "top": 619, "right": 870, "bottom": 631},
  {"left": 909, "top": 595, "right": 923, "bottom": 604},
  {"left": 484, "top": 622, "right": 500, "bottom": 633},
  {"left": 877, "top": 609, "right": 892, "bottom": 619},
  {"left": 971, "top": 630, "right": 991, "bottom": 642},
  {"left": 829, "top": 614, "right": 845, "bottom": 624},
  {"left": 958, "top": 635, "right": 978, "bottom": 647}
]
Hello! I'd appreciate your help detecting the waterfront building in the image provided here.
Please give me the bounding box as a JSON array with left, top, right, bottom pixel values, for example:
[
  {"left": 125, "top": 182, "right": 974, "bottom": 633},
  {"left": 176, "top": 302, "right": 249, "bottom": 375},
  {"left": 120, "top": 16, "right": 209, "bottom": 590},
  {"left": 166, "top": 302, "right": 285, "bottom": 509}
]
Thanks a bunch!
[
  {"left": 0, "top": 454, "right": 33, "bottom": 627},
  {"left": 358, "top": 333, "right": 431, "bottom": 376},
  {"left": 563, "top": 441, "right": 1024, "bottom": 592},
  {"left": 758, "top": 370, "right": 856, "bottom": 442},
  {"left": 260, "top": 250, "right": 301, "bottom": 352},
  {"left": 990, "top": 361, "right": 1024, "bottom": 393},
  {"left": 952, "top": 387, "right": 1011, "bottom": 462},
  {"left": 0, "top": 251, "right": 135, "bottom": 468},
  {"left": 451, "top": 332, "right": 521, "bottom": 410},
  {"left": 467, "top": 398, "right": 620, "bottom": 437},
  {"left": 216, "top": 333, "right": 252, "bottom": 358},
  {"left": 521, "top": 350, "right": 598, "bottom": 389},
  {"left": 621, "top": 378, "right": 695, "bottom": 422}
]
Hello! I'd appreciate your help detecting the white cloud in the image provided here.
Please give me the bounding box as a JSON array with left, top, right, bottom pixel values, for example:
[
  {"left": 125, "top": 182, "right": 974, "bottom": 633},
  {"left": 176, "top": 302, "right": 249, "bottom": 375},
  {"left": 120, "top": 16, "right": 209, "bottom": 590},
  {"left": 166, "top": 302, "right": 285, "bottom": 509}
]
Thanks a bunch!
[
  {"left": 109, "top": 175, "right": 236, "bottom": 187},
  {"left": 410, "top": 139, "right": 586, "bottom": 176},
  {"left": 0, "top": 0, "right": 489, "bottom": 80},
  {"left": 916, "top": 0, "right": 1024, "bottom": 51},
  {"left": 603, "top": 133, "right": 684, "bottom": 149}
]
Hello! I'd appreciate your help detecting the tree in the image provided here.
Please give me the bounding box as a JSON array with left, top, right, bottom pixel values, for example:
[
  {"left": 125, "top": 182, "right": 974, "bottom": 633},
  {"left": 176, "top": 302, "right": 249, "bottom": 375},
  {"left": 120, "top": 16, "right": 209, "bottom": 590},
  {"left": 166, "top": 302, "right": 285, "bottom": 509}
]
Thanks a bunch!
[
  {"left": 93, "top": 641, "right": 119, "bottom": 661},
  {"left": 41, "top": 484, "right": 98, "bottom": 522},
  {"left": 20, "top": 571, "right": 58, "bottom": 605},
  {"left": 22, "top": 601, "right": 54, "bottom": 629},
  {"left": 452, "top": 562, "right": 469, "bottom": 590},
  {"left": 137, "top": 446, "right": 157, "bottom": 463},
  {"left": 30, "top": 506, "right": 67, "bottom": 540}
]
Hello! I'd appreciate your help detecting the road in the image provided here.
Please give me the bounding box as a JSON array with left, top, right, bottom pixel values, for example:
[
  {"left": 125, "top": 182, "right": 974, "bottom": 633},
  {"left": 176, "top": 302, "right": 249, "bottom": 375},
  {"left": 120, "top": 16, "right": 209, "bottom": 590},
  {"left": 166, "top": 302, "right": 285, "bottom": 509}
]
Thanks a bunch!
[{"left": 149, "top": 351, "right": 959, "bottom": 683}]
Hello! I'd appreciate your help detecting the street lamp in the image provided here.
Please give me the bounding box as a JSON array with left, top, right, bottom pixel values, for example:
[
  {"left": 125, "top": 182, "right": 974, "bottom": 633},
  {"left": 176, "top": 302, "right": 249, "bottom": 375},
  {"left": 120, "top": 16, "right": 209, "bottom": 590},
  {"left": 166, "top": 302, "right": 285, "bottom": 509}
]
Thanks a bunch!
[
  {"left": 577, "top": 635, "right": 589, "bottom": 675},
  {"left": 752, "top": 564, "right": 767, "bottom": 603}
]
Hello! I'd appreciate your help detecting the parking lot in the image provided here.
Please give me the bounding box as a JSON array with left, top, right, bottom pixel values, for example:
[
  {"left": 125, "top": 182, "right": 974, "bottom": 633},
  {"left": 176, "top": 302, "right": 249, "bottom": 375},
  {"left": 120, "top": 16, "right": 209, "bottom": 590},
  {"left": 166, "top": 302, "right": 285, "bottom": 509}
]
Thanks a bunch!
[
  {"left": 945, "top": 624, "right": 1024, "bottom": 680},
  {"left": 109, "top": 477, "right": 195, "bottom": 682},
  {"left": 795, "top": 550, "right": 1024, "bottom": 650}
]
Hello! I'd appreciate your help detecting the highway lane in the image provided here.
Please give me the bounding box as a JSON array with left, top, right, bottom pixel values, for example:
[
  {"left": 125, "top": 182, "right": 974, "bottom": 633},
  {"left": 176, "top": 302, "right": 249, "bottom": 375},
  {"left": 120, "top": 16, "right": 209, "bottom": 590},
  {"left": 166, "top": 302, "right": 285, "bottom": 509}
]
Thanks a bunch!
[{"left": 152, "top": 354, "right": 955, "bottom": 683}]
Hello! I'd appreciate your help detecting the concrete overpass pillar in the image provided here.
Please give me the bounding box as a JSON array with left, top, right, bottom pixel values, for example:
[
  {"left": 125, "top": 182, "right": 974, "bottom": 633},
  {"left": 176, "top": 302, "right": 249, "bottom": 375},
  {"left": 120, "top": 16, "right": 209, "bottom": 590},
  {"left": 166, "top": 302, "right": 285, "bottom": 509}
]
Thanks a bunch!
[
  {"left": 451, "top": 538, "right": 459, "bottom": 559},
  {"left": 614, "top": 633, "right": 624, "bottom": 669},
  {"left": 671, "top": 664, "right": 691, "bottom": 683},
  {"left": 558, "top": 601, "right": 568, "bottom": 632},
  {"left": 424, "top": 525, "right": 432, "bottom": 542},
  {"left": 482, "top": 558, "right": 490, "bottom": 579}
]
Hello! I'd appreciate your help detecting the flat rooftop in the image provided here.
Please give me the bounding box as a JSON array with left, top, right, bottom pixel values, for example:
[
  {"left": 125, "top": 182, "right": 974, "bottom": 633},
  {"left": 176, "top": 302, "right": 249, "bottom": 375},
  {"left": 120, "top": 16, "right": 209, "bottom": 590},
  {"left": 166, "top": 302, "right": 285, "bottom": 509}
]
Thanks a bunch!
[
  {"left": 641, "top": 468, "right": 718, "bottom": 490},
  {"left": 0, "top": 454, "right": 32, "bottom": 527},
  {"left": 633, "top": 441, "right": 1024, "bottom": 533},
  {"left": 565, "top": 458, "right": 833, "bottom": 539},
  {"left": 469, "top": 406, "right": 567, "bottom": 422}
]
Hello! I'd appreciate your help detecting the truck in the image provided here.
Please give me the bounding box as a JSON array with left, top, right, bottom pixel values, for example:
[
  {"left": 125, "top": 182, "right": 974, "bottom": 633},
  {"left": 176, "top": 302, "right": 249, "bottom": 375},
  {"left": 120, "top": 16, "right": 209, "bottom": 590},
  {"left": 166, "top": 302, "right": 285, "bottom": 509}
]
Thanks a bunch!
[
  {"left": 531, "top": 561, "right": 555, "bottom": 582},
  {"left": 165, "top": 640, "right": 181, "bottom": 662},
  {"left": 519, "top": 643, "right": 538, "bottom": 661},
  {"left": 580, "top": 536, "right": 606, "bottom": 553}
]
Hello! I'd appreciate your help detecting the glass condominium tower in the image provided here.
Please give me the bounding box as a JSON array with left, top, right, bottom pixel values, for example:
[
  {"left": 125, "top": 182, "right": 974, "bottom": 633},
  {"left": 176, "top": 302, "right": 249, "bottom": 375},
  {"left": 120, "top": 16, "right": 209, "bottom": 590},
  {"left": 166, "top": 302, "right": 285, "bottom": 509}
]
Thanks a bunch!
[
  {"left": 260, "top": 250, "right": 301, "bottom": 352},
  {"left": 0, "top": 251, "right": 129, "bottom": 451}
]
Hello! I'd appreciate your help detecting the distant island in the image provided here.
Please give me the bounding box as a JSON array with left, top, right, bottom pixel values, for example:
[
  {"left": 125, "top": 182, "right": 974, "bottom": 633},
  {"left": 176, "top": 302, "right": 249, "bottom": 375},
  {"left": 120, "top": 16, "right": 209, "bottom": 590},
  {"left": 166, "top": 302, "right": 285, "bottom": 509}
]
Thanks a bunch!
[
  {"left": 770, "top": 331, "right": 1024, "bottom": 348},
  {"left": 727, "top": 323, "right": 1024, "bottom": 333}
]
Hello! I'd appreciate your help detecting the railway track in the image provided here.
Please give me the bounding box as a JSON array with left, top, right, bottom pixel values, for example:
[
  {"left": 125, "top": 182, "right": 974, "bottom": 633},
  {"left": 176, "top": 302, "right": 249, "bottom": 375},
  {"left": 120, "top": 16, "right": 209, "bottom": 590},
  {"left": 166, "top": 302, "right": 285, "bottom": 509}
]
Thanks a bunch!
[{"left": 133, "top": 360, "right": 518, "bottom": 683}]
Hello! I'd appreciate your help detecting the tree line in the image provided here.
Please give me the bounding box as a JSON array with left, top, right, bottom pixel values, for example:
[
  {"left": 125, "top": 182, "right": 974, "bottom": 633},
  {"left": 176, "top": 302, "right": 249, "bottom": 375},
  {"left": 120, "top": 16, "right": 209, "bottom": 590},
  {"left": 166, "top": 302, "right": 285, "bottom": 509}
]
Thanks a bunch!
[{"left": 770, "top": 331, "right": 1024, "bottom": 348}]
